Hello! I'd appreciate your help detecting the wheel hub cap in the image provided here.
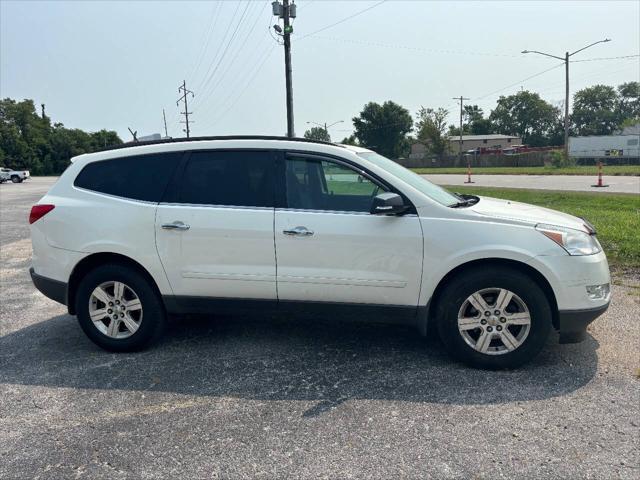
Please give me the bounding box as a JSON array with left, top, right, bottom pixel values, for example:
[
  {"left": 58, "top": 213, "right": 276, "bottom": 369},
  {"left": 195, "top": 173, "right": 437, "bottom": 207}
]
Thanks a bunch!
[
  {"left": 457, "top": 288, "right": 531, "bottom": 356},
  {"left": 88, "top": 281, "right": 143, "bottom": 339}
]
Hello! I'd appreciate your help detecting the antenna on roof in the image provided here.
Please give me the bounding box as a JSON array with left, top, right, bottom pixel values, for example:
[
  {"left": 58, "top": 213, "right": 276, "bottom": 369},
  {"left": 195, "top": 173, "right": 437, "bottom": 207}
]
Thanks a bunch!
[{"left": 128, "top": 128, "right": 138, "bottom": 143}]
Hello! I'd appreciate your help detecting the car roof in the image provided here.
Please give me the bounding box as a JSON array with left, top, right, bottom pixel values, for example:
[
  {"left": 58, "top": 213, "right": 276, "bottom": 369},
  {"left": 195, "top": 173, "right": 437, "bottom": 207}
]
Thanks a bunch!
[{"left": 71, "top": 136, "right": 373, "bottom": 164}]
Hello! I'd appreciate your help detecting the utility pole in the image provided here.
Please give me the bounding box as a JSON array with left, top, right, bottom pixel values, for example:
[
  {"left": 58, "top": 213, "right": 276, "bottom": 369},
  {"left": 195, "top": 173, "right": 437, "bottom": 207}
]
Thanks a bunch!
[
  {"left": 162, "top": 108, "right": 169, "bottom": 138},
  {"left": 522, "top": 38, "right": 610, "bottom": 160},
  {"left": 272, "top": 0, "right": 297, "bottom": 137},
  {"left": 306, "top": 120, "right": 344, "bottom": 140},
  {"left": 41, "top": 104, "right": 46, "bottom": 119},
  {"left": 453, "top": 96, "right": 470, "bottom": 163},
  {"left": 176, "top": 80, "right": 194, "bottom": 138}
]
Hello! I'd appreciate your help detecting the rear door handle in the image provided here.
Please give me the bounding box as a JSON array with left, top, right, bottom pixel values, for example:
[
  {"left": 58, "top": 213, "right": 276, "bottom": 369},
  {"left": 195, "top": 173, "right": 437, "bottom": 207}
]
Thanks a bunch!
[
  {"left": 161, "top": 221, "right": 190, "bottom": 231},
  {"left": 283, "top": 226, "right": 314, "bottom": 237}
]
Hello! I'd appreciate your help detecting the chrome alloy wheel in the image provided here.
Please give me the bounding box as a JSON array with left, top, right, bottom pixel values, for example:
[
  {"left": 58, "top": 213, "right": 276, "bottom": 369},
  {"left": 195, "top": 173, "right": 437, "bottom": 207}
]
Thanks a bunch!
[
  {"left": 457, "top": 288, "right": 531, "bottom": 355},
  {"left": 88, "top": 281, "right": 143, "bottom": 339}
]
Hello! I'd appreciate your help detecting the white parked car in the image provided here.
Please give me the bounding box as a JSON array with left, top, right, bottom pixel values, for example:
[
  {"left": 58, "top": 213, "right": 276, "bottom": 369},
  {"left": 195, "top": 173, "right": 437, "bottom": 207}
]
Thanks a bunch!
[
  {"left": 29, "top": 137, "right": 610, "bottom": 368},
  {"left": 0, "top": 167, "right": 30, "bottom": 183}
]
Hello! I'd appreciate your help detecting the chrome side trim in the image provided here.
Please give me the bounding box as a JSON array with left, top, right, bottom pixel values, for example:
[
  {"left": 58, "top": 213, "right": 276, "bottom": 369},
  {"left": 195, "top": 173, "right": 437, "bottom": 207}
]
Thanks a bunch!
[
  {"left": 181, "top": 272, "right": 276, "bottom": 282},
  {"left": 159, "top": 203, "right": 274, "bottom": 211},
  {"left": 277, "top": 275, "right": 407, "bottom": 288}
]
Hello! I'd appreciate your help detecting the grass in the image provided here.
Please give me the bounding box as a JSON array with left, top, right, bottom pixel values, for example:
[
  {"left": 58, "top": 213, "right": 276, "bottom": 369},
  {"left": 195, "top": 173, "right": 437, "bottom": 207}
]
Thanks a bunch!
[
  {"left": 411, "top": 165, "right": 640, "bottom": 176},
  {"left": 443, "top": 185, "right": 640, "bottom": 270}
]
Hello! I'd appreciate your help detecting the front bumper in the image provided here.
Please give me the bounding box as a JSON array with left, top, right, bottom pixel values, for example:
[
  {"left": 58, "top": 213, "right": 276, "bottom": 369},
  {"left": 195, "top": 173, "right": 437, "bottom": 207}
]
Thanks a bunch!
[
  {"left": 30, "top": 267, "right": 68, "bottom": 306},
  {"left": 557, "top": 301, "right": 609, "bottom": 343}
]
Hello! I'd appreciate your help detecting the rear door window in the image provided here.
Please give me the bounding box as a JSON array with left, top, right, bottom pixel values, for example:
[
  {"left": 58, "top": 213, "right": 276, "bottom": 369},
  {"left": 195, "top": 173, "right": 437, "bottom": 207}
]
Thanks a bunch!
[
  {"left": 74, "top": 153, "right": 182, "bottom": 202},
  {"left": 179, "top": 150, "right": 274, "bottom": 208}
]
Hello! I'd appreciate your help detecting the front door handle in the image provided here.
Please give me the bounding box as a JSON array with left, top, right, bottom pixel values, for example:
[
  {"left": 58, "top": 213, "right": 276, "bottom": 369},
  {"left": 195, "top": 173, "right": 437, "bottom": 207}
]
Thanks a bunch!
[
  {"left": 161, "top": 221, "right": 190, "bottom": 231},
  {"left": 283, "top": 226, "right": 314, "bottom": 237}
]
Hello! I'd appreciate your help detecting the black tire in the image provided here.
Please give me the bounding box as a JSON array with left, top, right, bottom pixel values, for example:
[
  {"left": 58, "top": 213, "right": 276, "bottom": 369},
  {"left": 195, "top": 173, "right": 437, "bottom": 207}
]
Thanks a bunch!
[
  {"left": 75, "top": 264, "right": 166, "bottom": 352},
  {"left": 436, "top": 266, "right": 552, "bottom": 369},
  {"left": 11, "top": 176, "right": 21, "bottom": 183}
]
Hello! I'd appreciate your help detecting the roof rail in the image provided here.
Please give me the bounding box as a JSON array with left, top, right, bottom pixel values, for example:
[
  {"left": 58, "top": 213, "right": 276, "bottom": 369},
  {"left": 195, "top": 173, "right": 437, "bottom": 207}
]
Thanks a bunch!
[{"left": 97, "top": 135, "right": 344, "bottom": 152}]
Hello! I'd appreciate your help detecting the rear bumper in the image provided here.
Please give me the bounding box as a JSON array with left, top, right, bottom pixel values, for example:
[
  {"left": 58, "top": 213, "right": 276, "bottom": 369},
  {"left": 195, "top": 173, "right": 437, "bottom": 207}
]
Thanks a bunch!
[
  {"left": 557, "top": 301, "right": 609, "bottom": 343},
  {"left": 30, "top": 267, "right": 68, "bottom": 306}
]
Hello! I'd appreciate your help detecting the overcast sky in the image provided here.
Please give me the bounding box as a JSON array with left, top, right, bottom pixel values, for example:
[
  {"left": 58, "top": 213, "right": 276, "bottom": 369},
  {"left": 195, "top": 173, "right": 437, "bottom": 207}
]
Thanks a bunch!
[{"left": 2, "top": 0, "right": 639, "bottom": 141}]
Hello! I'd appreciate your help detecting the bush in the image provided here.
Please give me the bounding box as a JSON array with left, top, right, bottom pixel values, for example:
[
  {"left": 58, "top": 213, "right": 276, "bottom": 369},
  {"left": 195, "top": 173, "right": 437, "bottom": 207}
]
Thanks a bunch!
[{"left": 549, "top": 150, "right": 576, "bottom": 168}]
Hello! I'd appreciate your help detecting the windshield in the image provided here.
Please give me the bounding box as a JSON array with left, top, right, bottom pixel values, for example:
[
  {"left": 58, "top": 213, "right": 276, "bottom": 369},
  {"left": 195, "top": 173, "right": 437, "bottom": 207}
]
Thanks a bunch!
[{"left": 357, "top": 152, "right": 460, "bottom": 206}]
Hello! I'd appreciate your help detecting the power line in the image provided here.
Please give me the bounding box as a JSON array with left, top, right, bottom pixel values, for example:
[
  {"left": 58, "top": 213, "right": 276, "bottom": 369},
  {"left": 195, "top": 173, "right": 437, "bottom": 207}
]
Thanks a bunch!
[
  {"left": 303, "top": 35, "right": 522, "bottom": 58},
  {"left": 198, "top": 1, "right": 269, "bottom": 112},
  {"left": 296, "top": 0, "right": 387, "bottom": 42},
  {"left": 193, "top": 0, "right": 244, "bottom": 95},
  {"left": 571, "top": 54, "right": 640, "bottom": 63},
  {"left": 186, "top": 2, "right": 223, "bottom": 86},
  {"left": 474, "top": 63, "right": 565, "bottom": 101},
  {"left": 195, "top": 1, "right": 254, "bottom": 108},
  {"left": 198, "top": 46, "right": 278, "bottom": 133}
]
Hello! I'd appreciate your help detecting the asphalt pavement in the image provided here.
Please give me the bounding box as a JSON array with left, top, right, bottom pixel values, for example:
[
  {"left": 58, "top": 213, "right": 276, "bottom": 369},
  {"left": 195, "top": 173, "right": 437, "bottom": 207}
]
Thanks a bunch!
[
  {"left": 1, "top": 177, "right": 639, "bottom": 479},
  {"left": 423, "top": 174, "right": 640, "bottom": 193}
]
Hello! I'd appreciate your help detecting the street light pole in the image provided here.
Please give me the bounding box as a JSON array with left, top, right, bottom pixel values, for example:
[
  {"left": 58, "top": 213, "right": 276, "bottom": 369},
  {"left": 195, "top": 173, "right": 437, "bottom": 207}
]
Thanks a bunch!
[{"left": 522, "top": 38, "right": 610, "bottom": 160}]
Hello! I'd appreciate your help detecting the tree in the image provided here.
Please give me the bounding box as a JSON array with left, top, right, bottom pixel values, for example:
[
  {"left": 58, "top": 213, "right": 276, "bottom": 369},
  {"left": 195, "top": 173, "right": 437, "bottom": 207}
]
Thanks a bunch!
[
  {"left": 571, "top": 84, "right": 619, "bottom": 136},
  {"left": 0, "top": 97, "right": 122, "bottom": 174},
  {"left": 616, "top": 81, "right": 640, "bottom": 123},
  {"left": 415, "top": 107, "right": 449, "bottom": 157},
  {"left": 352, "top": 101, "right": 413, "bottom": 158},
  {"left": 340, "top": 134, "right": 358, "bottom": 146},
  {"left": 448, "top": 105, "right": 493, "bottom": 136},
  {"left": 489, "top": 91, "right": 559, "bottom": 146},
  {"left": 303, "top": 126, "right": 331, "bottom": 142}
]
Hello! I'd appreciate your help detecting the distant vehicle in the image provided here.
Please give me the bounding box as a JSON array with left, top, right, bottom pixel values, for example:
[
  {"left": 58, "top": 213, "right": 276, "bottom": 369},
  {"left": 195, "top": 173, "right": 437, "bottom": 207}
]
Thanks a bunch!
[
  {"left": 0, "top": 167, "right": 30, "bottom": 183},
  {"left": 29, "top": 136, "right": 610, "bottom": 369}
]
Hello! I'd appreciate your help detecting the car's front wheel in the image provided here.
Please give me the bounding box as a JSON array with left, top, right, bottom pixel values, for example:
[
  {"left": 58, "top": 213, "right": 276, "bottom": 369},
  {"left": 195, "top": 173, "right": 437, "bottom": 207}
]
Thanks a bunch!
[
  {"left": 436, "top": 266, "right": 552, "bottom": 369},
  {"left": 75, "top": 264, "right": 166, "bottom": 351},
  {"left": 11, "top": 175, "right": 22, "bottom": 183}
]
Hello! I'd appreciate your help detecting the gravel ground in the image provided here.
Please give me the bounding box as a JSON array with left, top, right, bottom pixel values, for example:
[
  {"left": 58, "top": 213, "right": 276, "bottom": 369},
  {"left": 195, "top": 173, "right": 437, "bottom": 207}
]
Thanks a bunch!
[{"left": 1, "top": 177, "right": 639, "bottom": 479}]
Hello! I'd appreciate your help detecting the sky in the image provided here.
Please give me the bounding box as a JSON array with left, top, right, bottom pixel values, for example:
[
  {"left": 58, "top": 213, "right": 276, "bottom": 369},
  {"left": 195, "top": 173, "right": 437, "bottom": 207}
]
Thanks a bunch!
[{"left": 1, "top": 0, "right": 639, "bottom": 141}]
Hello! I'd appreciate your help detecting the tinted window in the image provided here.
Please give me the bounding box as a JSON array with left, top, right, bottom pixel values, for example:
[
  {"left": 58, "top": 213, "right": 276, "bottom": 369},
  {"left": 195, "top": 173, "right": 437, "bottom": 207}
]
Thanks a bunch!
[
  {"left": 74, "top": 153, "right": 182, "bottom": 202},
  {"left": 180, "top": 151, "right": 273, "bottom": 207},
  {"left": 286, "top": 157, "right": 385, "bottom": 212}
]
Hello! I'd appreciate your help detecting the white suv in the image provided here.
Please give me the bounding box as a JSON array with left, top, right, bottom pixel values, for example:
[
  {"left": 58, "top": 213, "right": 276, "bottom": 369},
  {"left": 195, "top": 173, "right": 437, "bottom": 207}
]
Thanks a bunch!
[{"left": 29, "top": 137, "right": 610, "bottom": 368}]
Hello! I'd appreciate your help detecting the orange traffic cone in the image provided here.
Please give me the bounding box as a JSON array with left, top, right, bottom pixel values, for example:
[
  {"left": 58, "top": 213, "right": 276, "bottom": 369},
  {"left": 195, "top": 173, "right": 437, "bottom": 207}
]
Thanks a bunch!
[
  {"left": 464, "top": 160, "right": 475, "bottom": 184},
  {"left": 591, "top": 161, "right": 609, "bottom": 188}
]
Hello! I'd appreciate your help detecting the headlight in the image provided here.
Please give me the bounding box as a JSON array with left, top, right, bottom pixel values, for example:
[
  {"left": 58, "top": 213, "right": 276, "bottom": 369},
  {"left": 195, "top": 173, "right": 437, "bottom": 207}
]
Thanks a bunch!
[{"left": 536, "top": 223, "right": 602, "bottom": 255}]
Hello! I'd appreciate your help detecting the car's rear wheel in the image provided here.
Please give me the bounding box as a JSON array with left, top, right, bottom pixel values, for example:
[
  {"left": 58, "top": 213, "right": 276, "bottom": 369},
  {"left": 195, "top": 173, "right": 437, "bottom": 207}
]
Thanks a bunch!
[
  {"left": 436, "top": 266, "right": 552, "bottom": 369},
  {"left": 11, "top": 176, "right": 21, "bottom": 183},
  {"left": 75, "top": 264, "right": 166, "bottom": 351}
]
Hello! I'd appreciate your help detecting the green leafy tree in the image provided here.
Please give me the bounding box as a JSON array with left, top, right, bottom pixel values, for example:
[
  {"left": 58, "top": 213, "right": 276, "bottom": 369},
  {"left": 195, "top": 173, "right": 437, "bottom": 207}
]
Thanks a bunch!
[
  {"left": 489, "top": 91, "right": 559, "bottom": 146},
  {"left": 616, "top": 81, "right": 640, "bottom": 124},
  {"left": 415, "top": 107, "right": 449, "bottom": 157},
  {"left": 340, "top": 134, "right": 358, "bottom": 146},
  {"left": 448, "top": 105, "right": 493, "bottom": 136},
  {"left": 352, "top": 101, "right": 413, "bottom": 158},
  {"left": 0, "top": 97, "right": 122, "bottom": 174},
  {"left": 303, "top": 126, "right": 331, "bottom": 142},
  {"left": 571, "top": 84, "right": 620, "bottom": 136}
]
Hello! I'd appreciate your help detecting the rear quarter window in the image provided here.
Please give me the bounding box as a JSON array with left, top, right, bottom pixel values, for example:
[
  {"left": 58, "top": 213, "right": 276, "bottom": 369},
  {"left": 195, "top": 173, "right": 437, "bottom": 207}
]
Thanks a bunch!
[{"left": 74, "top": 153, "right": 182, "bottom": 202}]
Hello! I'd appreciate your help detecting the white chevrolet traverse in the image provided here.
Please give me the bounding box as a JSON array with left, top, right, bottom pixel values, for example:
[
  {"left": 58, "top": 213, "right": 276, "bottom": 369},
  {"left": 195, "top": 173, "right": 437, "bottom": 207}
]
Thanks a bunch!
[{"left": 29, "top": 137, "right": 610, "bottom": 368}]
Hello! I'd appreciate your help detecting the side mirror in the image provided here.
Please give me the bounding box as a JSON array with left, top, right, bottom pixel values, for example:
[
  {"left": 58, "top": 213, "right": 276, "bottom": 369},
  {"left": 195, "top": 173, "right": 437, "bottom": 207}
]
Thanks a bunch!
[{"left": 370, "top": 192, "right": 409, "bottom": 215}]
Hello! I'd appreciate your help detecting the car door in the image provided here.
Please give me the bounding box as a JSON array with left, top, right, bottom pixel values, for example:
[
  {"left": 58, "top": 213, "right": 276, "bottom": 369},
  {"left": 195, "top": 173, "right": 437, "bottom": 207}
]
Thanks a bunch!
[
  {"left": 274, "top": 152, "right": 423, "bottom": 307},
  {"left": 155, "top": 149, "right": 277, "bottom": 304}
]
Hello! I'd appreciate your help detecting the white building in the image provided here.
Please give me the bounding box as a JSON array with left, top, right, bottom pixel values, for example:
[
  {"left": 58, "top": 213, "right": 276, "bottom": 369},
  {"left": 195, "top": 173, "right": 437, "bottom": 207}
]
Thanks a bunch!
[{"left": 569, "top": 128, "right": 640, "bottom": 158}]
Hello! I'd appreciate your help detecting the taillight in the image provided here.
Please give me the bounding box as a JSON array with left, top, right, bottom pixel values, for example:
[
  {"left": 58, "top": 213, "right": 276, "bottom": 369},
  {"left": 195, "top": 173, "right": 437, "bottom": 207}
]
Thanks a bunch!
[{"left": 29, "top": 204, "right": 55, "bottom": 224}]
